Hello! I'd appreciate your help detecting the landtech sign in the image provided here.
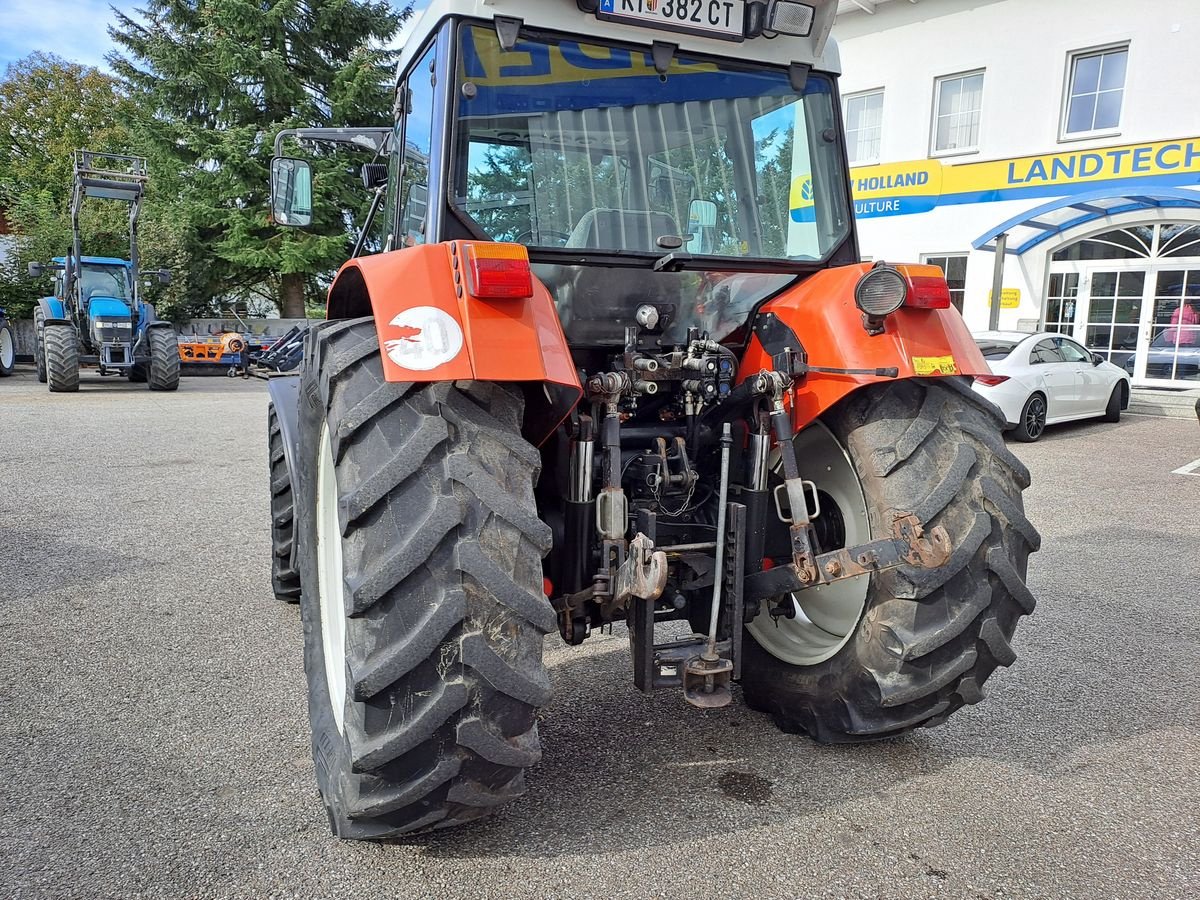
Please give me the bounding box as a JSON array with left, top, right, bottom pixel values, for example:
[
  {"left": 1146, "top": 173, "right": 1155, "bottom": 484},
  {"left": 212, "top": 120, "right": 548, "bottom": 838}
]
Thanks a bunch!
[{"left": 846, "top": 137, "right": 1200, "bottom": 219}]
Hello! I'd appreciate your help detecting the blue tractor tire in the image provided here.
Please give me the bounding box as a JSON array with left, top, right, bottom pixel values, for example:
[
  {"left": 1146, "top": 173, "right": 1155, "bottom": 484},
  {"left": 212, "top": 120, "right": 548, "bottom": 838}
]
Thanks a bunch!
[
  {"left": 34, "top": 311, "right": 47, "bottom": 383},
  {"left": 44, "top": 324, "right": 80, "bottom": 392},
  {"left": 147, "top": 327, "right": 179, "bottom": 391}
]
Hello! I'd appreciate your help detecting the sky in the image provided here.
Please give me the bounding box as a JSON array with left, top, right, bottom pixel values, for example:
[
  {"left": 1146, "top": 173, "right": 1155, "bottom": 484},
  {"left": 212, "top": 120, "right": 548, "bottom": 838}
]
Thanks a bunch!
[{"left": 0, "top": 0, "right": 429, "bottom": 73}]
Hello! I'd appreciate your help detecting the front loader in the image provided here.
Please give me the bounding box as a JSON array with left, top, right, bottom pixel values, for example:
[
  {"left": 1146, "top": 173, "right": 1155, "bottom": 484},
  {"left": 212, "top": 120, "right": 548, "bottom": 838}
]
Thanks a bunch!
[
  {"left": 266, "top": 0, "right": 1039, "bottom": 839},
  {"left": 29, "top": 151, "right": 177, "bottom": 392}
]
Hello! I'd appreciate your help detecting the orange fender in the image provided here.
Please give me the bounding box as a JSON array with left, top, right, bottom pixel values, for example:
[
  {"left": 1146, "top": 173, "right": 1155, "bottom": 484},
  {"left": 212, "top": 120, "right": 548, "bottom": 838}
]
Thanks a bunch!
[
  {"left": 325, "top": 242, "right": 581, "bottom": 442},
  {"left": 741, "top": 263, "right": 990, "bottom": 430}
]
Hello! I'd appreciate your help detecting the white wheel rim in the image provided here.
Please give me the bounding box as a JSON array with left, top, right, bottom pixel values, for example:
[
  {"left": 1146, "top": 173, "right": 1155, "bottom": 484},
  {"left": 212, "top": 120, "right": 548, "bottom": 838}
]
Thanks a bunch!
[
  {"left": 316, "top": 423, "right": 347, "bottom": 733},
  {"left": 0, "top": 328, "right": 13, "bottom": 368},
  {"left": 746, "top": 422, "right": 872, "bottom": 667}
]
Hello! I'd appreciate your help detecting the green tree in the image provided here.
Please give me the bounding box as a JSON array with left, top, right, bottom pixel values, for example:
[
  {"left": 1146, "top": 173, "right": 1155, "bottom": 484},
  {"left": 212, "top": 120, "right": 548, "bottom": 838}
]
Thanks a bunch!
[
  {"left": 0, "top": 54, "right": 138, "bottom": 316},
  {"left": 109, "top": 0, "right": 405, "bottom": 317}
]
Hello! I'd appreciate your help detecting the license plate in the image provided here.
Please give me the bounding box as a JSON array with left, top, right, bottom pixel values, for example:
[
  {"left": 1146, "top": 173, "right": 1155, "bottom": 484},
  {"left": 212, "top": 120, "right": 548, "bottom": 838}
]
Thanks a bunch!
[{"left": 598, "top": 0, "right": 746, "bottom": 42}]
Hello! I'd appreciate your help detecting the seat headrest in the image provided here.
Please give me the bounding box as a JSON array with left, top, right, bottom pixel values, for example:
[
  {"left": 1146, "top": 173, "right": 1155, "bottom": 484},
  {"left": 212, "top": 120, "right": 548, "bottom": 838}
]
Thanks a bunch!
[{"left": 566, "top": 208, "right": 679, "bottom": 253}]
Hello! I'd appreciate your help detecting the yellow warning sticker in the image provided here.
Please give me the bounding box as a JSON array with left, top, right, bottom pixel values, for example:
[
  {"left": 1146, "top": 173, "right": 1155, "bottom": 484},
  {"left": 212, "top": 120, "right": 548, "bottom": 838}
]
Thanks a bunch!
[{"left": 912, "top": 355, "right": 958, "bottom": 376}]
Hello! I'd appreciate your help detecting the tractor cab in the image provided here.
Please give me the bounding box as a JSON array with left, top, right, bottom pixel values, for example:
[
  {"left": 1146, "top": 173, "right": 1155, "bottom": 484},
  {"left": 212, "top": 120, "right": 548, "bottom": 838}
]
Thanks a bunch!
[
  {"left": 272, "top": 0, "right": 855, "bottom": 343},
  {"left": 55, "top": 257, "right": 137, "bottom": 368}
]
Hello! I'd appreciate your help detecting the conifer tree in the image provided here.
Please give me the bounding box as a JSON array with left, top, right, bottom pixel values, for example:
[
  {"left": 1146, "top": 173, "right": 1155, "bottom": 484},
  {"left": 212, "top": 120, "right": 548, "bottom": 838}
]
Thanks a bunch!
[{"left": 110, "top": 0, "right": 405, "bottom": 316}]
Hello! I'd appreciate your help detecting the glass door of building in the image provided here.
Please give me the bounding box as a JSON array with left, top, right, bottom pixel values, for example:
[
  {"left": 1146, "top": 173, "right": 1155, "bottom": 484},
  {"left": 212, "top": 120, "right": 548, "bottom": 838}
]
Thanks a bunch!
[
  {"left": 1080, "top": 269, "right": 1144, "bottom": 376},
  {"left": 1045, "top": 222, "right": 1200, "bottom": 388},
  {"left": 1145, "top": 269, "right": 1200, "bottom": 384}
]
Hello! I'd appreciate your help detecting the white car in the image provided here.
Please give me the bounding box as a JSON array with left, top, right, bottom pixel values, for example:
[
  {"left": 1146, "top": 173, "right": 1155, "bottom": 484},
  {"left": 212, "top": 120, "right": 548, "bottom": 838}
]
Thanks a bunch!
[{"left": 971, "top": 331, "right": 1131, "bottom": 442}]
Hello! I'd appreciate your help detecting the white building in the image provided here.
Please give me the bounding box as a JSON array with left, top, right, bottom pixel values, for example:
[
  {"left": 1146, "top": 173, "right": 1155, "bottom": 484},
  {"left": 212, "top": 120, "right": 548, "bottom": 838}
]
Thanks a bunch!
[{"left": 833, "top": 0, "right": 1200, "bottom": 387}]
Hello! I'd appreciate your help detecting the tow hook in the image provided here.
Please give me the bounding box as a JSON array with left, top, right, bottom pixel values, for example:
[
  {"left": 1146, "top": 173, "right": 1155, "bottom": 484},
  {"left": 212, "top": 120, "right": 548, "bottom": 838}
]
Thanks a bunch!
[{"left": 613, "top": 533, "right": 668, "bottom": 608}]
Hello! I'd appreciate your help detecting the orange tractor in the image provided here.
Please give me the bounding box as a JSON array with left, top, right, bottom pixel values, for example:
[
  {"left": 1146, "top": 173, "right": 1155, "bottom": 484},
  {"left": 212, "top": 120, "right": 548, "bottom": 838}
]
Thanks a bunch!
[{"left": 266, "top": 0, "right": 1038, "bottom": 839}]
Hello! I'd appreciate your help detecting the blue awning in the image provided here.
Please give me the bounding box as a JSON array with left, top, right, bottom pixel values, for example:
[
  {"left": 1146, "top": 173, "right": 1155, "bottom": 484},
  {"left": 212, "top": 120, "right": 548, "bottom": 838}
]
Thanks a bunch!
[{"left": 972, "top": 187, "right": 1200, "bottom": 254}]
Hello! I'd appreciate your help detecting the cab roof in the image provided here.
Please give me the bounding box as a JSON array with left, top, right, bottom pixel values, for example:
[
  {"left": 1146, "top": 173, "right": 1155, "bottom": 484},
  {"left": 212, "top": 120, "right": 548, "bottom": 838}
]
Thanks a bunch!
[
  {"left": 396, "top": 0, "right": 841, "bottom": 77},
  {"left": 52, "top": 256, "right": 132, "bottom": 268}
]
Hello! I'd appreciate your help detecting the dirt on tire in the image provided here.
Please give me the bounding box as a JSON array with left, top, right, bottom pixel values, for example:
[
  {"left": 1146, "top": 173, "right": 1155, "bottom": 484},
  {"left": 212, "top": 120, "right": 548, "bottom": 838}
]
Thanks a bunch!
[
  {"left": 740, "top": 377, "right": 1039, "bottom": 741},
  {"left": 294, "top": 317, "right": 553, "bottom": 839}
]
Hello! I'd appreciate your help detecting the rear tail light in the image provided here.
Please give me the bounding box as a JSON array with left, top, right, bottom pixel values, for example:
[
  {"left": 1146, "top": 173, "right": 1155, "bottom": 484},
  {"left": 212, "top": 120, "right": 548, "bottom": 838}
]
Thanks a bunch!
[
  {"left": 896, "top": 264, "right": 952, "bottom": 309},
  {"left": 973, "top": 375, "right": 1010, "bottom": 386},
  {"left": 463, "top": 242, "right": 533, "bottom": 300}
]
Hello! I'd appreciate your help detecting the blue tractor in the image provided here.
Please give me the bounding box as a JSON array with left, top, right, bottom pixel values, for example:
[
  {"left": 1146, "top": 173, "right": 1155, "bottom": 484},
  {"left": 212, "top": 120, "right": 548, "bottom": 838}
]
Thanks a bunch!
[{"left": 29, "top": 151, "right": 177, "bottom": 392}]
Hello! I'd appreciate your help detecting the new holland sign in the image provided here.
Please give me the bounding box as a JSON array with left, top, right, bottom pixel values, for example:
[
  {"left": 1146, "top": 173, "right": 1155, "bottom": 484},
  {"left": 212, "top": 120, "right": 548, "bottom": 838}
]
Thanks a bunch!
[{"left": 845, "top": 137, "right": 1200, "bottom": 219}]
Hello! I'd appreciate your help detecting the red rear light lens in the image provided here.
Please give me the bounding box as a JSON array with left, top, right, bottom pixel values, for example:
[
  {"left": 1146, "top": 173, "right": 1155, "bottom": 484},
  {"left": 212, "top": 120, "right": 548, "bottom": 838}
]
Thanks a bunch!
[
  {"left": 896, "top": 264, "right": 952, "bottom": 309},
  {"left": 973, "top": 375, "right": 1010, "bottom": 386},
  {"left": 464, "top": 243, "right": 533, "bottom": 300}
]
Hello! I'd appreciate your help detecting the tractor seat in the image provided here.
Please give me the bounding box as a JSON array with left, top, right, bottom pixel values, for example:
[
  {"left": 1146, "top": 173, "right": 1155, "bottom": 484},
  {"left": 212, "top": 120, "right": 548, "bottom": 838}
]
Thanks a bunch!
[{"left": 565, "top": 208, "right": 679, "bottom": 253}]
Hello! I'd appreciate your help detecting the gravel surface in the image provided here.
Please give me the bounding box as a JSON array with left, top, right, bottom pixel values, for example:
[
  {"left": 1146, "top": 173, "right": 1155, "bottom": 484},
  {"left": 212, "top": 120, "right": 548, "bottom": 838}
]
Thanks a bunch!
[{"left": 1, "top": 365, "right": 1198, "bottom": 899}]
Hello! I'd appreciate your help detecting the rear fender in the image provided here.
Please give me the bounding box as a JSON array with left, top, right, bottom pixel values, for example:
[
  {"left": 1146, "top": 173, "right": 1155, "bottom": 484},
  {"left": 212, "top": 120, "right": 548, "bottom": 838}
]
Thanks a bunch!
[
  {"left": 742, "top": 263, "right": 990, "bottom": 430},
  {"left": 267, "top": 375, "right": 302, "bottom": 502},
  {"left": 37, "top": 296, "right": 68, "bottom": 325},
  {"left": 325, "top": 242, "right": 581, "bottom": 443},
  {"left": 267, "top": 375, "right": 302, "bottom": 570}
]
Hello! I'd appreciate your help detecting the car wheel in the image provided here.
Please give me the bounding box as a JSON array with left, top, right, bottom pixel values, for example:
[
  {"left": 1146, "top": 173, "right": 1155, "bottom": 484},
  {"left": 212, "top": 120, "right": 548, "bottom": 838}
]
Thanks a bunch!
[
  {"left": 1103, "top": 383, "right": 1125, "bottom": 423},
  {"left": 1012, "top": 393, "right": 1047, "bottom": 442}
]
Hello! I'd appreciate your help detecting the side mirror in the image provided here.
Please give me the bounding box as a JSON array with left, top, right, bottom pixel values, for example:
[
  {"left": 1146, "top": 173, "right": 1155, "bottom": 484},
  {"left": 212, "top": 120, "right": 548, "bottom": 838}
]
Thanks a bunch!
[
  {"left": 270, "top": 157, "right": 313, "bottom": 227},
  {"left": 157, "top": 269, "right": 172, "bottom": 286},
  {"left": 28, "top": 262, "right": 44, "bottom": 278},
  {"left": 1092, "top": 353, "right": 1103, "bottom": 366}
]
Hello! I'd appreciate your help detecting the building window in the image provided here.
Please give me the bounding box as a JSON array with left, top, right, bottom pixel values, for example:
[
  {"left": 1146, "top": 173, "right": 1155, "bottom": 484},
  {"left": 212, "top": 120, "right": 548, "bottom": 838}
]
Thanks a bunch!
[
  {"left": 922, "top": 253, "right": 967, "bottom": 312},
  {"left": 1063, "top": 45, "right": 1128, "bottom": 137},
  {"left": 931, "top": 70, "right": 984, "bottom": 155},
  {"left": 844, "top": 90, "right": 883, "bottom": 165}
]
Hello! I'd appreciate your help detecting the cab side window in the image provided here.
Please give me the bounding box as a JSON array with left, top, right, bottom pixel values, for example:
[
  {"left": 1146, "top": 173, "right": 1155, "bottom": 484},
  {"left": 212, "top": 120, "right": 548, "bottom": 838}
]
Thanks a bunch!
[
  {"left": 1029, "top": 339, "right": 1064, "bottom": 364},
  {"left": 396, "top": 44, "right": 436, "bottom": 248}
]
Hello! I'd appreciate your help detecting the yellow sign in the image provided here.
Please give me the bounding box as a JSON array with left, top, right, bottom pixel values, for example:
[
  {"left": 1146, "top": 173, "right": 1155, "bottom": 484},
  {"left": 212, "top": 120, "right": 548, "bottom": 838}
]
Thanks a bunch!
[
  {"left": 846, "top": 137, "right": 1200, "bottom": 219},
  {"left": 912, "top": 355, "right": 959, "bottom": 376},
  {"left": 988, "top": 288, "right": 1022, "bottom": 309}
]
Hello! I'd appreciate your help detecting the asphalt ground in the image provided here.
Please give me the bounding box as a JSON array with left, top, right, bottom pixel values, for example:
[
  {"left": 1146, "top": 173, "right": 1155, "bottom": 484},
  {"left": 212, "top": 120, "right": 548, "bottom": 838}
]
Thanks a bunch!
[{"left": 1, "top": 365, "right": 1198, "bottom": 899}]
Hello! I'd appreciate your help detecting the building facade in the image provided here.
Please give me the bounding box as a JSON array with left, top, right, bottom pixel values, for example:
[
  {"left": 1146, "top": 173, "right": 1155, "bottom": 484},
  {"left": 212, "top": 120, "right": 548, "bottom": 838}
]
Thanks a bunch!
[{"left": 833, "top": 0, "right": 1200, "bottom": 387}]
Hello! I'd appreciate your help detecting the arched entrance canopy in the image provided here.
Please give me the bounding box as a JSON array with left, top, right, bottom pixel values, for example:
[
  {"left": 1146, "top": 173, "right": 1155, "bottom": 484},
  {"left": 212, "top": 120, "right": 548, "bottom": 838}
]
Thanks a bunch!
[{"left": 973, "top": 187, "right": 1200, "bottom": 255}]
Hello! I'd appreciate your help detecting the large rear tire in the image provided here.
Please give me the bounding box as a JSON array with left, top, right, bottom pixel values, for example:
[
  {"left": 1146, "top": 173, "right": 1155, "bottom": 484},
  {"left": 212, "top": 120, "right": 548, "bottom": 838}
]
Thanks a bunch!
[
  {"left": 147, "top": 327, "right": 180, "bottom": 391},
  {"left": 294, "top": 318, "right": 554, "bottom": 839},
  {"left": 44, "top": 324, "right": 80, "bottom": 393},
  {"left": 740, "top": 378, "right": 1039, "bottom": 742},
  {"left": 268, "top": 402, "right": 301, "bottom": 604}
]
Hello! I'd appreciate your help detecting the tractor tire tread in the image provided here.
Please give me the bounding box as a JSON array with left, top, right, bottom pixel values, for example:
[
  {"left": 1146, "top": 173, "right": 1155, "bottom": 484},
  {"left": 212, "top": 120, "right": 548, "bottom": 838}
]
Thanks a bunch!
[
  {"left": 44, "top": 324, "right": 80, "bottom": 392},
  {"left": 297, "top": 317, "right": 551, "bottom": 840},
  {"left": 147, "top": 327, "right": 180, "bottom": 391},
  {"left": 268, "top": 404, "right": 302, "bottom": 603},
  {"left": 741, "top": 377, "right": 1038, "bottom": 742}
]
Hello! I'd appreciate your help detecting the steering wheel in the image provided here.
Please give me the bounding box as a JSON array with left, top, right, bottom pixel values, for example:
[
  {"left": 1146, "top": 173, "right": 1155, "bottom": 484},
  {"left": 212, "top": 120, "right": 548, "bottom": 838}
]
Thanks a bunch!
[{"left": 515, "top": 229, "right": 571, "bottom": 247}]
